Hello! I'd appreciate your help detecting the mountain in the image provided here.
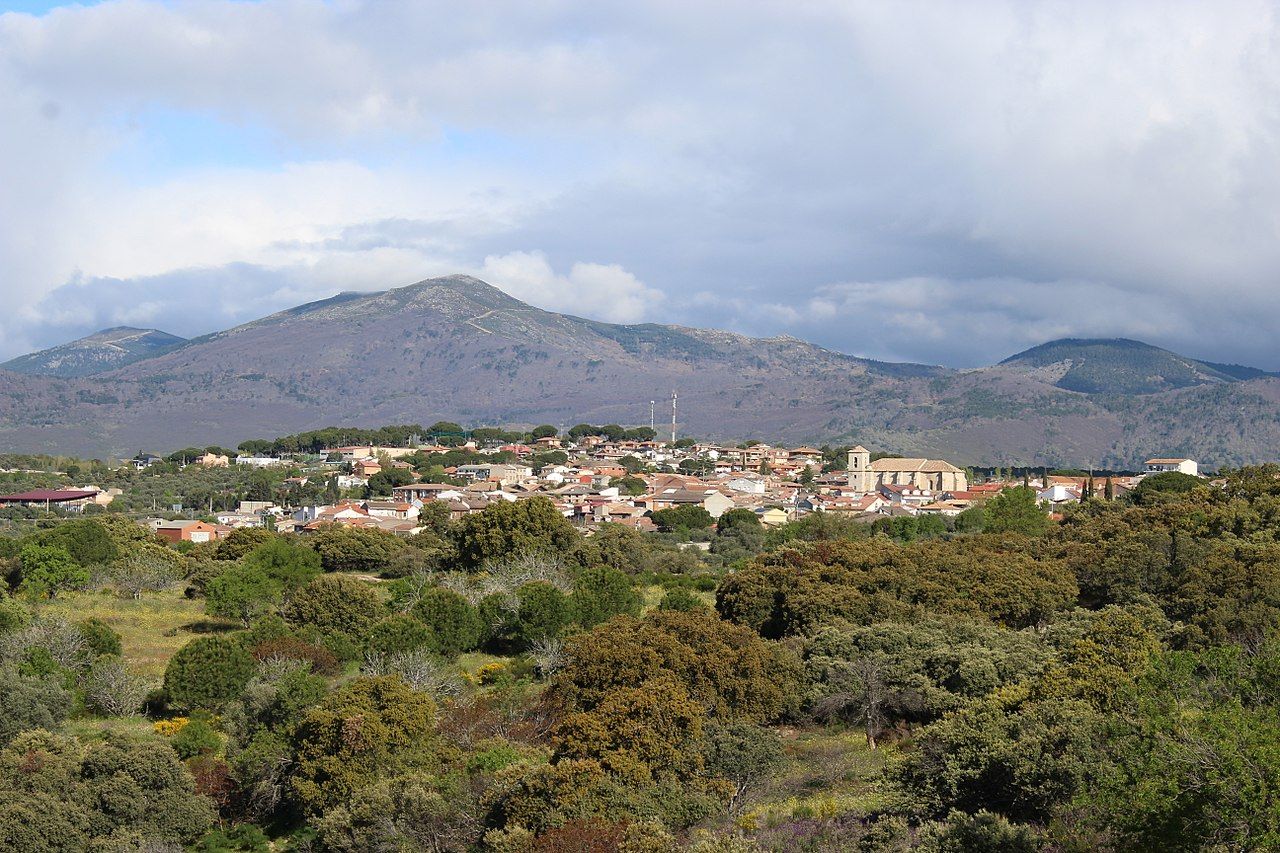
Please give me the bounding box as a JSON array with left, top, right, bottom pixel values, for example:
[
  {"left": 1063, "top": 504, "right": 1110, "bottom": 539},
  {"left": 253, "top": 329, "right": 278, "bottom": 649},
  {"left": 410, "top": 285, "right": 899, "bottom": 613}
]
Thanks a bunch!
[
  {"left": 0, "top": 275, "right": 1279, "bottom": 468},
  {"left": 998, "top": 337, "right": 1276, "bottom": 394},
  {"left": 1, "top": 327, "right": 188, "bottom": 378}
]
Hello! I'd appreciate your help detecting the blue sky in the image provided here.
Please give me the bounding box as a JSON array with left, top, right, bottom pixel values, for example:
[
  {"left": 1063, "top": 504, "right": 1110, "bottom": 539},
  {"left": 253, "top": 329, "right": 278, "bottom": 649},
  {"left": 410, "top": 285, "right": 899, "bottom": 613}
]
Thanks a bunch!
[{"left": 4, "top": 0, "right": 1280, "bottom": 369}]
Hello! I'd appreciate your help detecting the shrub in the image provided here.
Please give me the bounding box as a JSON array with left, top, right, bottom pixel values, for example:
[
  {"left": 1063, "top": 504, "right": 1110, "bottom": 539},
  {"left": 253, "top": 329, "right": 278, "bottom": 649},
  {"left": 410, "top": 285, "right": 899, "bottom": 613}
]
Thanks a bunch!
[
  {"left": 251, "top": 636, "right": 340, "bottom": 676},
  {"left": 77, "top": 617, "right": 123, "bottom": 658},
  {"left": 366, "top": 614, "right": 435, "bottom": 657},
  {"left": 572, "top": 565, "right": 641, "bottom": 628},
  {"left": 283, "top": 575, "right": 384, "bottom": 635},
  {"left": 164, "top": 636, "right": 256, "bottom": 711},
  {"left": 515, "top": 581, "right": 574, "bottom": 648},
  {"left": 411, "top": 588, "right": 483, "bottom": 656},
  {"left": 172, "top": 715, "right": 222, "bottom": 759},
  {"left": 0, "top": 668, "right": 72, "bottom": 745},
  {"left": 82, "top": 656, "right": 150, "bottom": 717}
]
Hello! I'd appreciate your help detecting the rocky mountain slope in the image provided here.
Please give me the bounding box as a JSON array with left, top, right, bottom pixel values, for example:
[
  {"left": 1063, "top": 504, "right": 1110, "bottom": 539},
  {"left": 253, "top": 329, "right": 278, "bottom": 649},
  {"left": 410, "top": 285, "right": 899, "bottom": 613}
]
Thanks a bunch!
[
  {"left": 0, "top": 276, "right": 1277, "bottom": 468},
  {"left": 1, "top": 327, "right": 187, "bottom": 378},
  {"left": 998, "top": 337, "right": 1277, "bottom": 394}
]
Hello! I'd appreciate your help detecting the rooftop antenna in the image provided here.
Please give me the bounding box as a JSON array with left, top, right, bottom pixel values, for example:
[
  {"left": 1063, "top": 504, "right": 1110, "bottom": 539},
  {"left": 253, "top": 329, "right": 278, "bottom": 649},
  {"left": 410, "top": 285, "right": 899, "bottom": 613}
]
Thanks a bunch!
[{"left": 671, "top": 390, "right": 678, "bottom": 443}]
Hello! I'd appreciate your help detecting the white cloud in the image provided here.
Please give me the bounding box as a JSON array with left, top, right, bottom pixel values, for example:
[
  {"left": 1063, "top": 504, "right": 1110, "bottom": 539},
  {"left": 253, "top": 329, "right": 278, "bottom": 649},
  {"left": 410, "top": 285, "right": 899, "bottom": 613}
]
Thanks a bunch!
[
  {"left": 478, "top": 251, "right": 662, "bottom": 323},
  {"left": 3, "top": 1, "right": 1280, "bottom": 367}
]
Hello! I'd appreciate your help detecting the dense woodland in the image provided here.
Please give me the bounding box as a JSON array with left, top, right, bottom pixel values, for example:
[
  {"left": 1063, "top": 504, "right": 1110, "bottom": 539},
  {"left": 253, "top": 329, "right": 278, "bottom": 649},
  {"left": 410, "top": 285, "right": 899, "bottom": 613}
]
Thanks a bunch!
[{"left": 0, "top": 465, "right": 1278, "bottom": 850}]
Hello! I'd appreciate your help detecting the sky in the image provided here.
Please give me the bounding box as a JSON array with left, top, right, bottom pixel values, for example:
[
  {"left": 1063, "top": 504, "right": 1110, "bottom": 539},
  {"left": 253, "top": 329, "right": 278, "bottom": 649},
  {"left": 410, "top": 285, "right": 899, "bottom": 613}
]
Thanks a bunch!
[{"left": 3, "top": 0, "right": 1280, "bottom": 369}]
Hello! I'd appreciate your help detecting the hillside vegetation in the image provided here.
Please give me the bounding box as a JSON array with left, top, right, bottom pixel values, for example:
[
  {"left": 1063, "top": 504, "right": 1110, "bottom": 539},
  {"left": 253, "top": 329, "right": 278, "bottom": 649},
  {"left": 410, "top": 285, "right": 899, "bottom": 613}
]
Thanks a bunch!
[{"left": 1, "top": 470, "right": 1280, "bottom": 849}]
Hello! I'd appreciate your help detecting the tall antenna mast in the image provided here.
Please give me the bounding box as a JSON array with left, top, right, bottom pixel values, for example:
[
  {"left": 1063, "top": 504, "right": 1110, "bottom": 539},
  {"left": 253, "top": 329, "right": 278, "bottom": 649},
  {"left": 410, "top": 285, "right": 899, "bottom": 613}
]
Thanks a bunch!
[
  {"left": 650, "top": 400, "right": 655, "bottom": 433},
  {"left": 670, "top": 390, "right": 678, "bottom": 443}
]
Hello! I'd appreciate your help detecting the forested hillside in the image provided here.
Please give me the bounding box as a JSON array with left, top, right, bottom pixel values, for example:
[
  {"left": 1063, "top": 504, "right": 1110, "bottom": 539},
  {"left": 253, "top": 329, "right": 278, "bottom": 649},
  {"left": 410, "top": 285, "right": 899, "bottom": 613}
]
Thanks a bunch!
[{"left": 0, "top": 469, "right": 1279, "bottom": 849}]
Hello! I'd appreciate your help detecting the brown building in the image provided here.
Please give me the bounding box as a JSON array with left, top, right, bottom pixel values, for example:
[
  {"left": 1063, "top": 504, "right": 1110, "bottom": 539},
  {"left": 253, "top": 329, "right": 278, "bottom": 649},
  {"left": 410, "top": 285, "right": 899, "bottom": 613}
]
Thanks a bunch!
[{"left": 155, "top": 520, "right": 222, "bottom": 544}]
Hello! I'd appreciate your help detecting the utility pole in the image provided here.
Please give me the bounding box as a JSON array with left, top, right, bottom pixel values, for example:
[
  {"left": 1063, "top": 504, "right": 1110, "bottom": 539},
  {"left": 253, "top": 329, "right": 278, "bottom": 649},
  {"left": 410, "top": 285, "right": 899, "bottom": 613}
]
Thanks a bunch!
[{"left": 670, "top": 391, "right": 678, "bottom": 444}]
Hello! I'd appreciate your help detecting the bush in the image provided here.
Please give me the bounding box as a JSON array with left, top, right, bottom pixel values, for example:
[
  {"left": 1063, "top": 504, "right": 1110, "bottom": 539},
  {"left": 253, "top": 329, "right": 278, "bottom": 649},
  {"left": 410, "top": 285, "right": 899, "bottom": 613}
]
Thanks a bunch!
[
  {"left": 172, "top": 715, "right": 222, "bottom": 759},
  {"left": 658, "top": 588, "right": 706, "bottom": 612},
  {"left": 77, "top": 617, "right": 123, "bottom": 658},
  {"left": 572, "top": 565, "right": 641, "bottom": 628},
  {"left": 242, "top": 537, "right": 322, "bottom": 591},
  {"left": 366, "top": 614, "right": 435, "bottom": 657},
  {"left": 164, "top": 636, "right": 256, "bottom": 711},
  {"left": 82, "top": 656, "right": 149, "bottom": 717},
  {"left": 412, "top": 588, "right": 483, "bottom": 656},
  {"left": 283, "top": 575, "right": 384, "bottom": 635},
  {"left": 515, "top": 581, "right": 574, "bottom": 648},
  {"left": 0, "top": 668, "right": 72, "bottom": 745},
  {"left": 251, "top": 636, "right": 340, "bottom": 676}
]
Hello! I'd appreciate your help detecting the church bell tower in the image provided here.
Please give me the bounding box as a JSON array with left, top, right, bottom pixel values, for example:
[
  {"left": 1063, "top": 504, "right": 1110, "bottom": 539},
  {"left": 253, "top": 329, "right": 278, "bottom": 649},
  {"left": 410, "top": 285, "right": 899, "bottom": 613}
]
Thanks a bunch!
[{"left": 847, "top": 445, "right": 873, "bottom": 494}]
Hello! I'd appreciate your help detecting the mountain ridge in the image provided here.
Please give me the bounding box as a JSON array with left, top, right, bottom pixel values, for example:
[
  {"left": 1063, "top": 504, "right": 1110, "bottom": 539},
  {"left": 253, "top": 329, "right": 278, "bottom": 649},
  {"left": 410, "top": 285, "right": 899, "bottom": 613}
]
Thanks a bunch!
[{"left": 0, "top": 276, "right": 1277, "bottom": 467}]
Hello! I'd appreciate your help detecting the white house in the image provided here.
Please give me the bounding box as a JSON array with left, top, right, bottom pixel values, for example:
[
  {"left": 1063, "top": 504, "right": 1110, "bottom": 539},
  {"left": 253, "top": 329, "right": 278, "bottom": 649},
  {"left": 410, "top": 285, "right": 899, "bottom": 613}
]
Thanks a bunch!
[{"left": 1144, "top": 458, "right": 1199, "bottom": 476}]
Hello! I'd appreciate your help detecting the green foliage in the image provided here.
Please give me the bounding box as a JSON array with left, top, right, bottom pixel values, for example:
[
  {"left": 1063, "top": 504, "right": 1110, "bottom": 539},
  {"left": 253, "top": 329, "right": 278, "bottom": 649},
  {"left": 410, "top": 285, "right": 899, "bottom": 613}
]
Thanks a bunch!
[
  {"left": 804, "top": 619, "right": 1049, "bottom": 741},
  {"left": 0, "top": 669, "right": 72, "bottom": 745},
  {"left": 242, "top": 536, "right": 322, "bottom": 591},
  {"left": 0, "top": 730, "right": 216, "bottom": 849},
  {"left": 77, "top": 616, "right": 123, "bottom": 657},
  {"left": 30, "top": 518, "right": 118, "bottom": 567},
  {"left": 651, "top": 505, "right": 714, "bottom": 532},
  {"left": 1131, "top": 470, "right": 1203, "bottom": 504},
  {"left": 214, "top": 528, "right": 274, "bottom": 560},
  {"left": 717, "top": 538, "right": 1076, "bottom": 637},
  {"left": 658, "top": 587, "right": 707, "bottom": 612},
  {"left": 290, "top": 676, "right": 443, "bottom": 814},
  {"left": 283, "top": 574, "right": 384, "bottom": 635},
  {"left": 172, "top": 714, "right": 222, "bottom": 759},
  {"left": 572, "top": 564, "right": 641, "bottom": 628},
  {"left": 164, "top": 636, "right": 256, "bottom": 710},
  {"left": 452, "top": 497, "right": 580, "bottom": 570},
  {"left": 555, "top": 675, "right": 707, "bottom": 781},
  {"left": 205, "top": 563, "right": 282, "bottom": 627},
  {"left": 308, "top": 525, "right": 406, "bottom": 574},
  {"left": 716, "top": 508, "right": 761, "bottom": 534},
  {"left": 18, "top": 543, "right": 89, "bottom": 599},
  {"left": 411, "top": 587, "right": 483, "bottom": 656},
  {"left": 515, "top": 581, "right": 574, "bottom": 647},
  {"left": 556, "top": 610, "right": 800, "bottom": 724},
  {"left": 983, "top": 486, "right": 1049, "bottom": 536},
  {"left": 366, "top": 613, "right": 435, "bottom": 657},
  {"left": 871, "top": 513, "right": 949, "bottom": 541}
]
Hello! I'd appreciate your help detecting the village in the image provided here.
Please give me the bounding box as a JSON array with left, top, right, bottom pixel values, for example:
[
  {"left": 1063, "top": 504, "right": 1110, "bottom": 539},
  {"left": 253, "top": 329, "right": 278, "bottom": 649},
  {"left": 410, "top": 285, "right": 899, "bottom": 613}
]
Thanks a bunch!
[{"left": 0, "top": 428, "right": 1203, "bottom": 542}]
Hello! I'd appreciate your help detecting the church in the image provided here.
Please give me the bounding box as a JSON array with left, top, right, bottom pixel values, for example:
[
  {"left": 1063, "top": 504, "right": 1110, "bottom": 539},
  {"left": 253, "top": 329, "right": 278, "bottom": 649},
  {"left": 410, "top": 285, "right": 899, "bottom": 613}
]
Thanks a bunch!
[{"left": 846, "top": 446, "right": 968, "bottom": 494}]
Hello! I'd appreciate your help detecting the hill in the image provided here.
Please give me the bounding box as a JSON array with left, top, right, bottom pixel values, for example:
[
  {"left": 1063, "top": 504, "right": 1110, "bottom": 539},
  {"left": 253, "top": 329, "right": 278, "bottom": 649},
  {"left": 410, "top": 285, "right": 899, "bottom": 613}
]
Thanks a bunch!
[
  {"left": 998, "top": 337, "right": 1275, "bottom": 394},
  {"left": 0, "top": 276, "right": 1278, "bottom": 468},
  {"left": 1, "top": 326, "right": 187, "bottom": 378}
]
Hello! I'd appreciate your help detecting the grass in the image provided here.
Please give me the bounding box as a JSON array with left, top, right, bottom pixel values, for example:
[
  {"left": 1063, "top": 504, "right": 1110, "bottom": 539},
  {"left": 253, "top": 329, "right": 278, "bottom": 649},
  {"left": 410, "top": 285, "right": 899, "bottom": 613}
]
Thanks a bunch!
[
  {"left": 738, "top": 727, "right": 895, "bottom": 832},
  {"left": 40, "top": 587, "right": 238, "bottom": 678},
  {"left": 64, "top": 715, "right": 158, "bottom": 742}
]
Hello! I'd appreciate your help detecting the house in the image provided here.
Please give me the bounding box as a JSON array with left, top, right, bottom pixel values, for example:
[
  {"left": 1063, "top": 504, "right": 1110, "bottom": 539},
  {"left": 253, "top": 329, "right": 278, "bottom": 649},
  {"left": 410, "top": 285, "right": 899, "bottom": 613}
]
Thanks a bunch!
[
  {"left": 877, "top": 483, "right": 938, "bottom": 509},
  {"left": 352, "top": 459, "right": 382, "bottom": 477},
  {"left": 155, "top": 520, "right": 221, "bottom": 543},
  {"left": 847, "top": 446, "right": 968, "bottom": 493},
  {"left": 363, "top": 500, "right": 419, "bottom": 520},
  {"left": 131, "top": 453, "right": 163, "bottom": 469},
  {"left": 648, "top": 488, "right": 737, "bottom": 519},
  {"left": 235, "top": 456, "right": 285, "bottom": 468},
  {"left": 754, "top": 506, "right": 790, "bottom": 526},
  {"left": 1144, "top": 458, "right": 1199, "bottom": 476},
  {"left": 197, "top": 452, "right": 230, "bottom": 468}
]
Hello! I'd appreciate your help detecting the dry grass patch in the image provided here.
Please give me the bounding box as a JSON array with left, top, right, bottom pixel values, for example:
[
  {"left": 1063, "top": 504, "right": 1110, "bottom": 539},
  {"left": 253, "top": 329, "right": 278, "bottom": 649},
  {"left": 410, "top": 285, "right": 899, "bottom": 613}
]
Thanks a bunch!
[{"left": 41, "top": 588, "right": 238, "bottom": 678}]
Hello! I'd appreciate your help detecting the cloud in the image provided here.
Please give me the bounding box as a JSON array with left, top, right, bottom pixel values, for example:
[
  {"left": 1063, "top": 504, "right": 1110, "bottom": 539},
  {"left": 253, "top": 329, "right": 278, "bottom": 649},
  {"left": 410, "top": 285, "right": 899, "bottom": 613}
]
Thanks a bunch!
[
  {"left": 3, "top": 1, "right": 1280, "bottom": 367},
  {"left": 477, "top": 251, "right": 663, "bottom": 324}
]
